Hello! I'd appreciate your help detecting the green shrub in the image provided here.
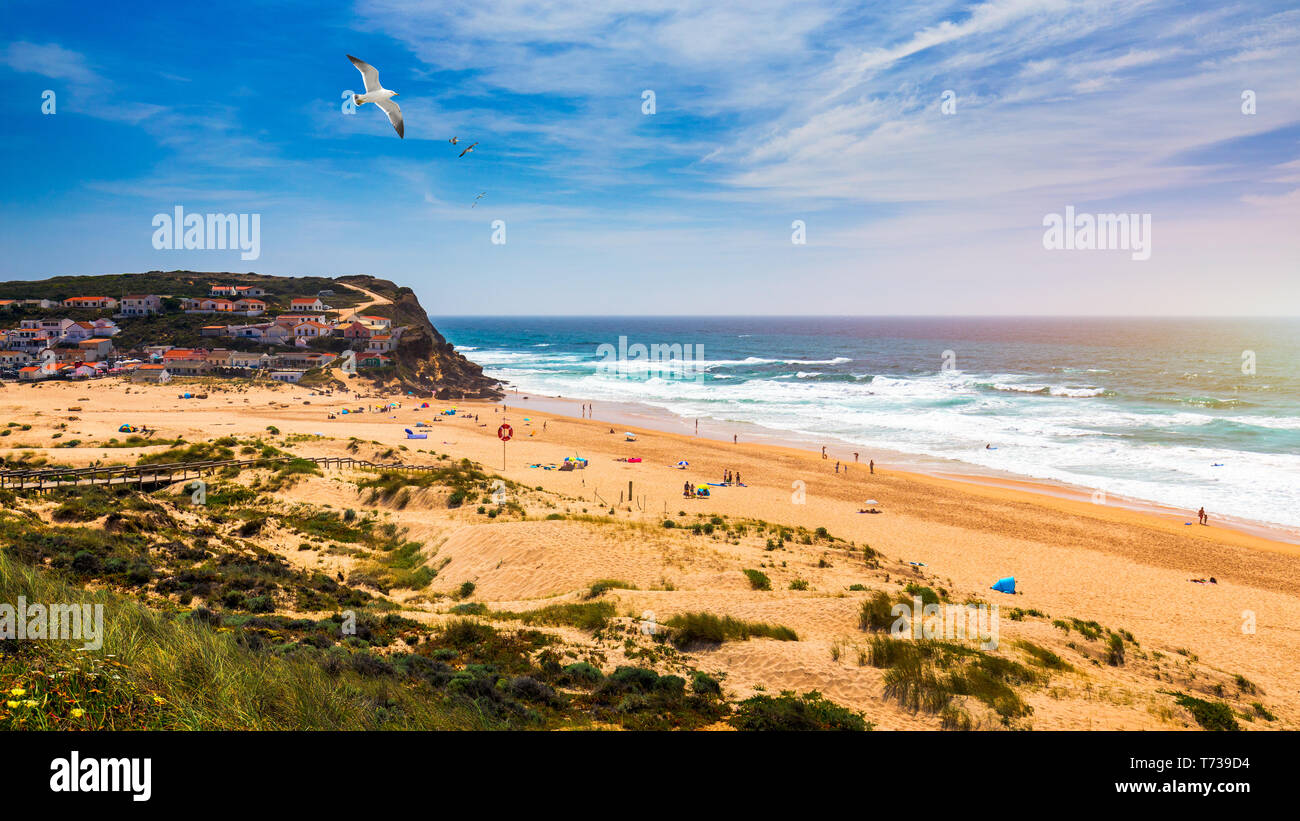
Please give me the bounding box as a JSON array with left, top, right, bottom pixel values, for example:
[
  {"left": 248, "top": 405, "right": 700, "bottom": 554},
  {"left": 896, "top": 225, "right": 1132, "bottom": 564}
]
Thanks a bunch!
[
  {"left": 730, "top": 691, "right": 869, "bottom": 731},
  {"left": 1106, "top": 632, "right": 1125, "bottom": 666},
  {"left": 859, "top": 591, "right": 900, "bottom": 632},
  {"left": 903, "top": 583, "right": 942, "bottom": 606},
  {"left": 665, "top": 612, "right": 797, "bottom": 648},
  {"left": 1171, "top": 692, "right": 1239, "bottom": 731},
  {"left": 742, "top": 569, "right": 771, "bottom": 591}
]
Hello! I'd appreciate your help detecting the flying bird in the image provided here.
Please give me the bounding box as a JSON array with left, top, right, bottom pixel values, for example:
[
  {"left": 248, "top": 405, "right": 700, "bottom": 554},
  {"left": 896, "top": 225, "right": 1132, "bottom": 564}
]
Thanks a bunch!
[
  {"left": 472, "top": 192, "right": 486, "bottom": 208},
  {"left": 347, "top": 54, "right": 403, "bottom": 138},
  {"left": 458, "top": 142, "right": 478, "bottom": 158},
  {"left": 448, "top": 136, "right": 459, "bottom": 145}
]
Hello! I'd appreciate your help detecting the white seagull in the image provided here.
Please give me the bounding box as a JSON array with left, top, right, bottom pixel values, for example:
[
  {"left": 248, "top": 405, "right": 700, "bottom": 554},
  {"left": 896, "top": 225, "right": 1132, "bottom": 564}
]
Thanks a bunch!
[{"left": 347, "top": 54, "right": 403, "bottom": 138}]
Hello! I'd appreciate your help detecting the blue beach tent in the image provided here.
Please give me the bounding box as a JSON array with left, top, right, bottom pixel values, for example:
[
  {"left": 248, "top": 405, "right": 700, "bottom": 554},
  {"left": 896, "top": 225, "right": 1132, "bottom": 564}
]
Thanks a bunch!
[{"left": 991, "top": 576, "right": 1016, "bottom": 594}]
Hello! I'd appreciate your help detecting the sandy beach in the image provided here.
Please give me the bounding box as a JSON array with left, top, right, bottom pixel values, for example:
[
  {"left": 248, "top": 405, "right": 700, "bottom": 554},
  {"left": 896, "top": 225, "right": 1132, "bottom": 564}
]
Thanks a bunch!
[{"left": 4, "top": 376, "right": 1297, "bottom": 730}]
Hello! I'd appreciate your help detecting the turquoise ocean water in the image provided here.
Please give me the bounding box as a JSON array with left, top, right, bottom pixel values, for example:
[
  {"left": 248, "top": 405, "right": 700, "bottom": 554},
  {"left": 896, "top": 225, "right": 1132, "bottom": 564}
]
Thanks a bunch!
[{"left": 435, "top": 317, "right": 1300, "bottom": 532}]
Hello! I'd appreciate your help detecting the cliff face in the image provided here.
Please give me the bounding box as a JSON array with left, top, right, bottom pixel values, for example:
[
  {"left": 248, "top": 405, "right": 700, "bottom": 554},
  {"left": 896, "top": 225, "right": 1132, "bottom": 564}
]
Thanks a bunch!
[{"left": 336, "top": 275, "right": 501, "bottom": 399}]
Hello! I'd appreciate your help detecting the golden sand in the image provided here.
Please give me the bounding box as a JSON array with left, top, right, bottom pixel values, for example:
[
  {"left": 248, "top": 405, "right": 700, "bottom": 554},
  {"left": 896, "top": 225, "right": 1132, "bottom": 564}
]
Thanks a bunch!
[{"left": 4, "top": 378, "right": 1296, "bottom": 729}]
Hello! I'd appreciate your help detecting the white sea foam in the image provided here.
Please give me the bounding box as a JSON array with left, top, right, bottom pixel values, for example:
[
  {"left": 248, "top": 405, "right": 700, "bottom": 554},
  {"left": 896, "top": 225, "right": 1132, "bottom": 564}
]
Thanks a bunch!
[{"left": 478, "top": 350, "right": 1300, "bottom": 529}]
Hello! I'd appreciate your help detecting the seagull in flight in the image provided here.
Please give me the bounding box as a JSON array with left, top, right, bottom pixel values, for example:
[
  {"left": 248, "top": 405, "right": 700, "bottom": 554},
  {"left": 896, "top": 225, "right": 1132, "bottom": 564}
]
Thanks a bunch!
[
  {"left": 347, "top": 54, "right": 403, "bottom": 138},
  {"left": 458, "top": 142, "right": 478, "bottom": 158},
  {"left": 472, "top": 192, "right": 486, "bottom": 208},
  {"left": 448, "top": 136, "right": 459, "bottom": 145}
]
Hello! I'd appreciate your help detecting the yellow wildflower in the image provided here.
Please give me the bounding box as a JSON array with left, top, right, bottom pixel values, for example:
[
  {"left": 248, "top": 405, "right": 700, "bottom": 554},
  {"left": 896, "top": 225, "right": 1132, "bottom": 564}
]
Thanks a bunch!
[
  {"left": 5, "top": 700, "right": 18, "bottom": 709},
  {"left": 70, "top": 708, "right": 85, "bottom": 718},
  {"left": 9, "top": 687, "right": 25, "bottom": 696}
]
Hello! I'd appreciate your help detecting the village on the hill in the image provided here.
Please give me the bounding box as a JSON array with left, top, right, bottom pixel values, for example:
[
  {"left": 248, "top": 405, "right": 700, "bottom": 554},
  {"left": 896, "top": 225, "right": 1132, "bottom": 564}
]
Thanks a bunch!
[{"left": 0, "top": 283, "right": 407, "bottom": 385}]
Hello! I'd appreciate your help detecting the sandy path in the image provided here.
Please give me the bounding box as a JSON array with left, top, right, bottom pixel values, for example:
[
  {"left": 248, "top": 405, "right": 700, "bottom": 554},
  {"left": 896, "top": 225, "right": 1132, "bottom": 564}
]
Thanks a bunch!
[{"left": 334, "top": 282, "right": 391, "bottom": 322}]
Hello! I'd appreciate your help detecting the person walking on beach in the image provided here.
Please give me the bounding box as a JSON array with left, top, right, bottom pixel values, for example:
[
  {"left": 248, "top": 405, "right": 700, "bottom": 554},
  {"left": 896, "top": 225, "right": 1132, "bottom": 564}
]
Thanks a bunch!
[
  {"left": 835, "top": 461, "right": 839, "bottom": 474},
  {"left": 822, "top": 445, "right": 827, "bottom": 459},
  {"left": 733, "top": 434, "right": 737, "bottom": 444},
  {"left": 853, "top": 452, "right": 858, "bottom": 462},
  {"left": 735, "top": 471, "right": 741, "bottom": 485},
  {"left": 683, "top": 481, "right": 691, "bottom": 498},
  {"left": 695, "top": 418, "right": 698, "bottom": 435},
  {"left": 869, "top": 459, "right": 874, "bottom": 475},
  {"left": 1198, "top": 506, "right": 1207, "bottom": 525}
]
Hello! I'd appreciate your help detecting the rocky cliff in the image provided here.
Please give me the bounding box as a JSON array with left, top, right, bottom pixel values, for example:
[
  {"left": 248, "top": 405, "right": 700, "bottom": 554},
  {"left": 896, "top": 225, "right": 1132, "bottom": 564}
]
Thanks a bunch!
[{"left": 336, "top": 275, "right": 501, "bottom": 399}]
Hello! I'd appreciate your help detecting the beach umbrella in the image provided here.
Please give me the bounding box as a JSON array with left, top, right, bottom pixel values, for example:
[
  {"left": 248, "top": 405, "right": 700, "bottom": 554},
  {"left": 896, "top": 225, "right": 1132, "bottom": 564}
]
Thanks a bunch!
[{"left": 676, "top": 460, "right": 689, "bottom": 468}]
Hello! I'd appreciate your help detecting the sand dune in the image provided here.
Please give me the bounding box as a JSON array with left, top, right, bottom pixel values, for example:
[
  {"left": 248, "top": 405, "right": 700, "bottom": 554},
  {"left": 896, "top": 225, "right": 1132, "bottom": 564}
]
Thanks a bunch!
[{"left": 4, "top": 378, "right": 1297, "bottom": 729}]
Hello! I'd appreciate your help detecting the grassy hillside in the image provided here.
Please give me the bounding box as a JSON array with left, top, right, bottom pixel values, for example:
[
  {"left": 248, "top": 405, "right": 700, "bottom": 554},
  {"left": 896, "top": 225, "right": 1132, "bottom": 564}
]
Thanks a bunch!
[
  {"left": 0, "top": 271, "right": 361, "bottom": 306},
  {"left": 0, "top": 270, "right": 499, "bottom": 398},
  {"left": 0, "top": 452, "right": 867, "bottom": 731}
]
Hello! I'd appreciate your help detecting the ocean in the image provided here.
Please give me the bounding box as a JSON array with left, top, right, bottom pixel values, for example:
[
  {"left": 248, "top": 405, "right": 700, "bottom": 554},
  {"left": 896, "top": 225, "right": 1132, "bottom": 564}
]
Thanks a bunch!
[{"left": 433, "top": 316, "right": 1300, "bottom": 532}]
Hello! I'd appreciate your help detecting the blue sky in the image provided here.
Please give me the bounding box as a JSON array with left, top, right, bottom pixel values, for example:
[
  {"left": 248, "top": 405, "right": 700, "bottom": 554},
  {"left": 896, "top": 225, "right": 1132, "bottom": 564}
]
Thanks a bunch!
[{"left": 2, "top": 0, "right": 1298, "bottom": 315}]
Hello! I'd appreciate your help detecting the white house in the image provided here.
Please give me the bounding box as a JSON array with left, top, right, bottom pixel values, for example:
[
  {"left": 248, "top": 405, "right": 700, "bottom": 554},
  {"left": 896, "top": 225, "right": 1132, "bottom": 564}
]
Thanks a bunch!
[
  {"left": 120, "top": 295, "right": 163, "bottom": 316},
  {"left": 62, "top": 296, "right": 118, "bottom": 310},
  {"left": 21, "top": 318, "right": 75, "bottom": 339},
  {"left": 0, "top": 350, "right": 34, "bottom": 367},
  {"left": 293, "top": 320, "right": 333, "bottom": 339},
  {"left": 290, "top": 297, "right": 328, "bottom": 312},
  {"left": 64, "top": 322, "right": 98, "bottom": 342},
  {"left": 130, "top": 364, "right": 171, "bottom": 383},
  {"left": 92, "top": 318, "right": 121, "bottom": 336},
  {"left": 366, "top": 334, "right": 396, "bottom": 352}
]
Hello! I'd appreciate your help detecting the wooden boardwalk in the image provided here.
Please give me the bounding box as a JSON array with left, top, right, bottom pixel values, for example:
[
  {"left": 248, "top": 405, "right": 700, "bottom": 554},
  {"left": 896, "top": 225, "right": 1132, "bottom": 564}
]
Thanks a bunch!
[{"left": 0, "top": 456, "right": 444, "bottom": 492}]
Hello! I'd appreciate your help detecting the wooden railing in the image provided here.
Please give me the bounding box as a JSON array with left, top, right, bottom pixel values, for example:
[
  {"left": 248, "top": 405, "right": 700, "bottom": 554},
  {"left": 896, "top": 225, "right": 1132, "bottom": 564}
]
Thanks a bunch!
[{"left": 0, "top": 456, "right": 445, "bottom": 491}]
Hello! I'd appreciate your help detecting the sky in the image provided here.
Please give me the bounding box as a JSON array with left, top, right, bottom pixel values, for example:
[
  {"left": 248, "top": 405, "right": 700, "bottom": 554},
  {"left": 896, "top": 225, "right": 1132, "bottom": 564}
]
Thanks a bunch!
[{"left": 1, "top": 0, "right": 1298, "bottom": 315}]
